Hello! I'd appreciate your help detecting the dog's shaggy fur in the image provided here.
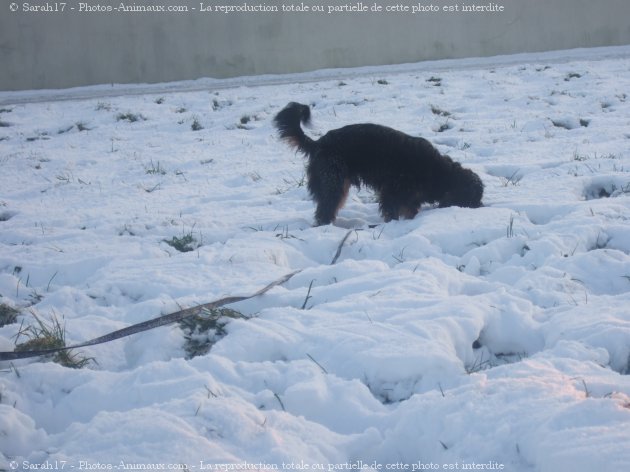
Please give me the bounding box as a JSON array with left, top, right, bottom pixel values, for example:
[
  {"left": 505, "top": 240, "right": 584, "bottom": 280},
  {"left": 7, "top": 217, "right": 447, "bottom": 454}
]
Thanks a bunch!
[{"left": 274, "top": 102, "right": 483, "bottom": 225}]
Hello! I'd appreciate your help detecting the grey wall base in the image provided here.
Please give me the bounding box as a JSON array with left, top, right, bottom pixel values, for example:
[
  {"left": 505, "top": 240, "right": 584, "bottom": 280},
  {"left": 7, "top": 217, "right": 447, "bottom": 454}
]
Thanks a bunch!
[{"left": 2, "top": 0, "right": 630, "bottom": 91}]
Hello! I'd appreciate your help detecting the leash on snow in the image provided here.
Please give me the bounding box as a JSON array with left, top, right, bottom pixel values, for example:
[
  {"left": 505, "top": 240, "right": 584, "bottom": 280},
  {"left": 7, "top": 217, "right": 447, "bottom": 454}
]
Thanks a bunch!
[{"left": 0, "top": 270, "right": 300, "bottom": 362}]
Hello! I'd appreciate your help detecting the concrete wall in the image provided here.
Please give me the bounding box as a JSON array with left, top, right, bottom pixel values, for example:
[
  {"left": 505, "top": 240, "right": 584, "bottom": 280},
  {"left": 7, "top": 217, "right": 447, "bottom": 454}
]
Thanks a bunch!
[{"left": 1, "top": 0, "right": 630, "bottom": 91}]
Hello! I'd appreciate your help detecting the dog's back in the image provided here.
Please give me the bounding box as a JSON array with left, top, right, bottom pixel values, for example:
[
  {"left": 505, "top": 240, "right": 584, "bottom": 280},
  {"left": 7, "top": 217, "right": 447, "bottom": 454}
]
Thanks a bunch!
[
  {"left": 274, "top": 104, "right": 440, "bottom": 167},
  {"left": 317, "top": 123, "right": 442, "bottom": 165}
]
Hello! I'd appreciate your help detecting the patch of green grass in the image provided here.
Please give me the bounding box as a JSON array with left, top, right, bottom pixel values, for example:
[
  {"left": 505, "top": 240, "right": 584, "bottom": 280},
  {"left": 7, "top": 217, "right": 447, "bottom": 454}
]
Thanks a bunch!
[
  {"left": 14, "top": 313, "right": 93, "bottom": 368},
  {"left": 116, "top": 112, "right": 146, "bottom": 123},
  {"left": 573, "top": 151, "right": 620, "bottom": 161},
  {"left": 436, "top": 120, "right": 453, "bottom": 133},
  {"left": 95, "top": 102, "right": 112, "bottom": 111},
  {"left": 237, "top": 114, "right": 259, "bottom": 129},
  {"left": 430, "top": 105, "right": 451, "bottom": 117},
  {"left": 0, "top": 303, "right": 20, "bottom": 327},
  {"left": 191, "top": 117, "right": 204, "bottom": 131},
  {"left": 57, "top": 125, "right": 74, "bottom": 134},
  {"left": 76, "top": 121, "right": 92, "bottom": 132},
  {"left": 164, "top": 233, "right": 197, "bottom": 252},
  {"left": 0, "top": 210, "right": 16, "bottom": 222},
  {"left": 180, "top": 307, "right": 248, "bottom": 358},
  {"left": 573, "top": 150, "right": 589, "bottom": 161},
  {"left": 564, "top": 72, "right": 582, "bottom": 81},
  {"left": 26, "top": 132, "right": 49, "bottom": 142},
  {"left": 163, "top": 226, "right": 201, "bottom": 253},
  {"left": 212, "top": 98, "right": 232, "bottom": 111}
]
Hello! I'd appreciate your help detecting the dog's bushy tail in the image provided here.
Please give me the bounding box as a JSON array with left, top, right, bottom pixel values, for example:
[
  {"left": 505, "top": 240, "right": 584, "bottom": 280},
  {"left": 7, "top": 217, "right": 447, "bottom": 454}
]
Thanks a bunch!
[{"left": 273, "top": 102, "right": 315, "bottom": 154}]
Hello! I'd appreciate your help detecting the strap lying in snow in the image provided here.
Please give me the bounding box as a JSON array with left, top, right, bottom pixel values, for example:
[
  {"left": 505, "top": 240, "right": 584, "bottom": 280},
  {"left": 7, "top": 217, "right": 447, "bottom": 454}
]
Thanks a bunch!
[{"left": 0, "top": 270, "right": 300, "bottom": 362}]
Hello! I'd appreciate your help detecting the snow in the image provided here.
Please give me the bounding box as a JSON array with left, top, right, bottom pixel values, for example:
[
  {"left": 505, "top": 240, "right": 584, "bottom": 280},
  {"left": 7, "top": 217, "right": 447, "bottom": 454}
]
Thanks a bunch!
[{"left": 1, "top": 46, "right": 630, "bottom": 470}]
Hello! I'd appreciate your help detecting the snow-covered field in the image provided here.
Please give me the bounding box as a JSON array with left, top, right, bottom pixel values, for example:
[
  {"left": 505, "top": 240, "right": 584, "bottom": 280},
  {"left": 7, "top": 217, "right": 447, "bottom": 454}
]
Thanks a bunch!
[{"left": 1, "top": 46, "right": 630, "bottom": 471}]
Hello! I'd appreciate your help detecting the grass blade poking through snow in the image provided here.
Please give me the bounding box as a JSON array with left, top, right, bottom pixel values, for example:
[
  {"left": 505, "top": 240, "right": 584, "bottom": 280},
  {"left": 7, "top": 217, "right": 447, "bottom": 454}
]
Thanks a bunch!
[{"left": 14, "top": 312, "right": 93, "bottom": 368}]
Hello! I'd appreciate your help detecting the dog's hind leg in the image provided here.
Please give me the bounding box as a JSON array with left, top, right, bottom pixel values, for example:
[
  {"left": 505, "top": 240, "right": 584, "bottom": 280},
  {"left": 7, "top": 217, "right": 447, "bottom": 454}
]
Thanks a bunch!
[
  {"left": 335, "top": 178, "right": 352, "bottom": 212},
  {"left": 308, "top": 162, "right": 350, "bottom": 226},
  {"left": 398, "top": 205, "right": 420, "bottom": 220},
  {"left": 376, "top": 189, "right": 402, "bottom": 222}
]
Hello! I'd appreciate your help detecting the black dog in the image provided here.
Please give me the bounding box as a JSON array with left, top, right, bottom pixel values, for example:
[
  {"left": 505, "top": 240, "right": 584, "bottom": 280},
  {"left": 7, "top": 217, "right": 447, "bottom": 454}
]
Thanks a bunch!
[{"left": 274, "top": 102, "right": 483, "bottom": 225}]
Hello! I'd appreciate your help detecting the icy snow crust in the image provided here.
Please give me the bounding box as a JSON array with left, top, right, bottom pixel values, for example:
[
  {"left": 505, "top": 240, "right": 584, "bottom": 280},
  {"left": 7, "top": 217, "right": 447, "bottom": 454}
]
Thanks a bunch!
[{"left": 1, "top": 47, "right": 630, "bottom": 470}]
